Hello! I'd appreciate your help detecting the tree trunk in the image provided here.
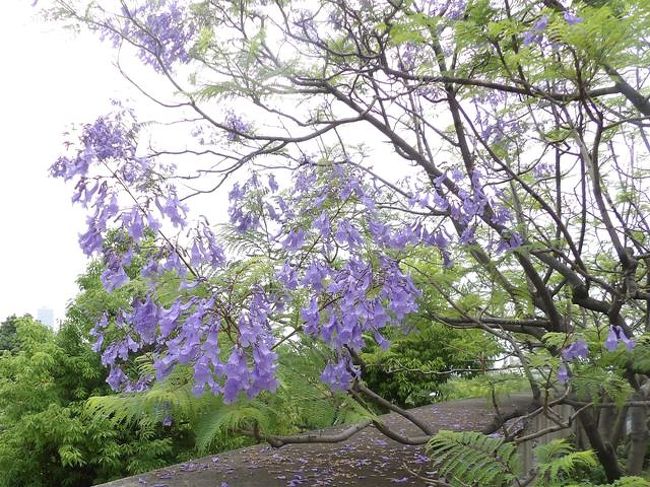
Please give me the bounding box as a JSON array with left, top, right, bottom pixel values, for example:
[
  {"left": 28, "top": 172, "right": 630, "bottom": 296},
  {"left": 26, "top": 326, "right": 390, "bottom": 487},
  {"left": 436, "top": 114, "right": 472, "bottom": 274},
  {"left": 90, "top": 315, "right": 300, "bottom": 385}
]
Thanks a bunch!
[
  {"left": 598, "top": 400, "right": 615, "bottom": 441},
  {"left": 627, "top": 392, "right": 649, "bottom": 475},
  {"left": 610, "top": 405, "right": 629, "bottom": 449},
  {"left": 579, "top": 408, "right": 622, "bottom": 482}
]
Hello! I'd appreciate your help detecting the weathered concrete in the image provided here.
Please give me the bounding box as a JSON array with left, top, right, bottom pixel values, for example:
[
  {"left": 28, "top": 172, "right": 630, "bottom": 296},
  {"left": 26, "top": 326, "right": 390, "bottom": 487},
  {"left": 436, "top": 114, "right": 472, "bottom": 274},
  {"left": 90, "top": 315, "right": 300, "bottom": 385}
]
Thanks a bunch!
[{"left": 98, "top": 395, "right": 532, "bottom": 487}]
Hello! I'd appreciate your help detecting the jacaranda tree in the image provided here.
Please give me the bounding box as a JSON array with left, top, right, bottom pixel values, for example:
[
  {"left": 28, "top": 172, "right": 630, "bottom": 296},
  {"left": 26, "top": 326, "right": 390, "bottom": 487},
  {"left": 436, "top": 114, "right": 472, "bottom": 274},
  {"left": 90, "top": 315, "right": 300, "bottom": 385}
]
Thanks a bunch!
[{"left": 45, "top": 0, "right": 650, "bottom": 482}]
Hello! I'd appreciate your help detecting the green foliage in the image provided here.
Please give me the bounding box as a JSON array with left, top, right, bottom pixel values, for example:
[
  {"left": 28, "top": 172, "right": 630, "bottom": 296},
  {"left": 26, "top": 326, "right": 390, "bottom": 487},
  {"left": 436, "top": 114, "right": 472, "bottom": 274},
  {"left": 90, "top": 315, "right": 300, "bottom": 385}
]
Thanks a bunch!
[
  {"left": 568, "top": 477, "right": 650, "bottom": 487},
  {"left": 0, "top": 314, "right": 21, "bottom": 352},
  {"left": 0, "top": 263, "right": 198, "bottom": 487},
  {"left": 628, "top": 334, "right": 650, "bottom": 374},
  {"left": 88, "top": 342, "right": 369, "bottom": 456},
  {"left": 37, "top": 0, "right": 650, "bottom": 482},
  {"left": 0, "top": 316, "right": 188, "bottom": 487},
  {"left": 426, "top": 430, "right": 521, "bottom": 486},
  {"left": 361, "top": 248, "right": 502, "bottom": 407},
  {"left": 438, "top": 372, "right": 529, "bottom": 401},
  {"left": 535, "top": 440, "right": 598, "bottom": 486},
  {"left": 427, "top": 433, "right": 616, "bottom": 487},
  {"left": 362, "top": 323, "right": 498, "bottom": 407}
]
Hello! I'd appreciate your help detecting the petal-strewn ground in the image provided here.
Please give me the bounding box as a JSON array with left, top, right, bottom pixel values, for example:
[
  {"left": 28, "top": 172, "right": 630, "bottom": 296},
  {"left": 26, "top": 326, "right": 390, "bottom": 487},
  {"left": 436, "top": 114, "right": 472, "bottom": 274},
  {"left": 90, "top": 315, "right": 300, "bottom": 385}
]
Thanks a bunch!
[{"left": 98, "top": 395, "right": 531, "bottom": 487}]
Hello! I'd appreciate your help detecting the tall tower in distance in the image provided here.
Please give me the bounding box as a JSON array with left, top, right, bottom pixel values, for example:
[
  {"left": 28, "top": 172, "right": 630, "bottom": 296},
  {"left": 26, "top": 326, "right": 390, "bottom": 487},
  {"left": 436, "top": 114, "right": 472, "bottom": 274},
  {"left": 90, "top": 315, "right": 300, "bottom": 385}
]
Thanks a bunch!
[{"left": 37, "top": 307, "right": 55, "bottom": 329}]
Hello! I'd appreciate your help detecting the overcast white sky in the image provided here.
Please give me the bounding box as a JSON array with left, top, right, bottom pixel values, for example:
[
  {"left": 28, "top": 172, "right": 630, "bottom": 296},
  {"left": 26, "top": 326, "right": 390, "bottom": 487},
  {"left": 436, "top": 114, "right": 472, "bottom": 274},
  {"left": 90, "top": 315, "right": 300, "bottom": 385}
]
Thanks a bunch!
[
  {"left": 0, "top": 1, "right": 136, "bottom": 325},
  {"left": 0, "top": 1, "right": 414, "bottom": 327}
]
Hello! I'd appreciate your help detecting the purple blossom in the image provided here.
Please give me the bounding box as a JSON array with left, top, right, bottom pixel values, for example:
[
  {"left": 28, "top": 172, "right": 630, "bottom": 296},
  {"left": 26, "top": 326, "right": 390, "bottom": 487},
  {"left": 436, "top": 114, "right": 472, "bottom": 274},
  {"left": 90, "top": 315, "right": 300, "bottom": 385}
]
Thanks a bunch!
[
  {"left": 103, "top": 1, "right": 195, "bottom": 72},
  {"left": 122, "top": 207, "right": 145, "bottom": 241},
  {"left": 374, "top": 332, "right": 390, "bottom": 350},
  {"left": 301, "top": 298, "right": 321, "bottom": 336},
  {"left": 156, "top": 192, "right": 188, "bottom": 228},
  {"left": 321, "top": 356, "right": 358, "bottom": 391},
  {"left": 159, "top": 300, "right": 183, "bottom": 338},
  {"left": 459, "top": 226, "right": 475, "bottom": 245},
  {"left": 368, "top": 219, "right": 391, "bottom": 246},
  {"left": 130, "top": 295, "right": 160, "bottom": 344},
  {"left": 562, "top": 339, "right": 588, "bottom": 361},
  {"left": 71, "top": 178, "right": 99, "bottom": 207},
  {"left": 193, "top": 355, "right": 218, "bottom": 395},
  {"left": 523, "top": 15, "right": 549, "bottom": 46},
  {"left": 534, "top": 15, "right": 550, "bottom": 31},
  {"left": 557, "top": 363, "right": 569, "bottom": 384},
  {"left": 229, "top": 206, "right": 259, "bottom": 233},
  {"left": 283, "top": 228, "right": 306, "bottom": 252},
  {"left": 268, "top": 174, "right": 279, "bottom": 192},
  {"left": 277, "top": 262, "right": 299, "bottom": 290},
  {"left": 250, "top": 344, "right": 278, "bottom": 396},
  {"left": 303, "top": 261, "right": 329, "bottom": 291},
  {"left": 224, "top": 111, "right": 252, "bottom": 141},
  {"left": 79, "top": 220, "right": 105, "bottom": 256},
  {"left": 51, "top": 116, "right": 136, "bottom": 181},
  {"left": 101, "top": 266, "right": 129, "bottom": 291},
  {"left": 190, "top": 240, "right": 203, "bottom": 267},
  {"left": 163, "top": 250, "right": 187, "bottom": 276},
  {"left": 563, "top": 11, "right": 582, "bottom": 25},
  {"left": 229, "top": 182, "right": 245, "bottom": 201},
  {"left": 293, "top": 168, "right": 318, "bottom": 197},
  {"left": 335, "top": 220, "right": 363, "bottom": 248},
  {"left": 314, "top": 212, "right": 332, "bottom": 239},
  {"left": 223, "top": 349, "right": 250, "bottom": 403},
  {"left": 491, "top": 205, "right": 512, "bottom": 226},
  {"left": 605, "top": 326, "right": 618, "bottom": 352},
  {"left": 605, "top": 326, "right": 635, "bottom": 352},
  {"left": 495, "top": 232, "right": 523, "bottom": 253},
  {"left": 200, "top": 224, "right": 227, "bottom": 267},
  {"left": 107, "top": 366, "right": 128, "bottom": 390}
]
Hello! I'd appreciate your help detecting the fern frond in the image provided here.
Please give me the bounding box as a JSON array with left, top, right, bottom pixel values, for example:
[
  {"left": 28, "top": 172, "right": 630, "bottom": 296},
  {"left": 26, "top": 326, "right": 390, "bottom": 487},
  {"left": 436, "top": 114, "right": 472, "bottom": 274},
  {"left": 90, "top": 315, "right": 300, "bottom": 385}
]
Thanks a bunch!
[
  {"left": 194, "top": 405, "right": 271, "bottom": 453},
  {"left": 426, "top": 430, "right": 520, "bottom": 486},
  {"left": 85, "top": 366, "right": 220, "bottom": 427},
  {"left": 565, "top": 476, "right": 650, "bottom": 487},
  {"left": 534, "top": 439, "right": 597, "bottom": 486}
]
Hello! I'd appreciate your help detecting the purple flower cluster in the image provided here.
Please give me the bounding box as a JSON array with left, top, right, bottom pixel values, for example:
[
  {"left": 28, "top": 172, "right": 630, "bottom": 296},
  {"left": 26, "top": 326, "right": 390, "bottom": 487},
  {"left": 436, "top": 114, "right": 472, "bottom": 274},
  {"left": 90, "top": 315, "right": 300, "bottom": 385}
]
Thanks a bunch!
[
  {"left": 562, "top": 339, "right": 589, "bottom": 361},
  {"left": 523, "top": 15, "right": 549, "bottom": 46},
  {"left": 224, "top": 111, "right": 252, "bottom": 142},
  {"left": 417, "top": 168, "right": 521, "bottom": 255},
  {"left": 52, "top": 111, "right": 281, "bottom": 401},
  {"left": 97, "top": 288, "right": 278, "bottom": 402},
  {"left": 321, "top": 356, "right": 359, "bottom": 391},
  {"left": 523, "top": 11, "right": 582, "bottom": 46},
  {"left": 52, "top": 108, "right": 532, "bottom": 400},
  {"left": 563, "top": 11, "right": 582, "bottom": 26},
  {"left": 299, "top": 256, "right": 418, "bottom": 349},
  {"left": 102, "top": 0, "right": 195, "bottom": 72},
  {"left": 224, "top": 163, "right": 426, "bottom": 391},
  {"left": 51, "top": 113, "right": 149, "bottom": 261},
  {"left": 51, "top": 115, "right": 136, "bottom": 182},
  {"left": 604, "top": 326, "right": 635, "bottom": 352},
  {"left": 421, "top": 0, "right": 468, "bottom": 21}
]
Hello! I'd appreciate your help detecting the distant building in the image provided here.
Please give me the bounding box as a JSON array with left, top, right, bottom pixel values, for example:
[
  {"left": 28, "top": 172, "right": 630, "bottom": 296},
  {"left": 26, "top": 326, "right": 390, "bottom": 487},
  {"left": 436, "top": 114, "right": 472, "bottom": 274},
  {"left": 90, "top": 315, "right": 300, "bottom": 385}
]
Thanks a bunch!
[{"left": 37, "top": 307, "right": 55, "bottom": 328}]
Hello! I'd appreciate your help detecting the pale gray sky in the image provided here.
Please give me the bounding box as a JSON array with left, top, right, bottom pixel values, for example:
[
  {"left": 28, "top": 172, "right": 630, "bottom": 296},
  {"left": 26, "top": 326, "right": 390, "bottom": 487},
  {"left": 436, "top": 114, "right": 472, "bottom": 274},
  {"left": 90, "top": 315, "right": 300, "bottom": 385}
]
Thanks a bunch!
[
  {"left": 0, "top": 2, "right": 133, "bottom": 325},
  {"left": 0, "top": 1, "right": 417, "bottom": 327}
]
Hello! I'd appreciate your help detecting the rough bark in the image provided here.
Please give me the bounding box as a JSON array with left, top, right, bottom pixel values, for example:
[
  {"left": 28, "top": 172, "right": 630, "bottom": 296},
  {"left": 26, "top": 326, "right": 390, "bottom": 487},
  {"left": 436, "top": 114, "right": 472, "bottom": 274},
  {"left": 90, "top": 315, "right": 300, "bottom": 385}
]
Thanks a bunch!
[
  {"left": 626, "top": 392, "right": 649, "bottom": 475},
  {"left": 578, "top": 408, "right": 622, "bottom": 482}
]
